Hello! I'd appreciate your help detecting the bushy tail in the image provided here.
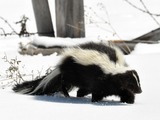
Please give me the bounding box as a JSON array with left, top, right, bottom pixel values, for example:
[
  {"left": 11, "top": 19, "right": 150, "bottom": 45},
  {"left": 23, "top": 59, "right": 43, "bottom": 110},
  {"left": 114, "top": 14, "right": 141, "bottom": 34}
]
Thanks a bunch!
[
  {"left": 13, "top": 68, "right": 62, "bottom": 95},
  {"left": 13, "top": 77, "right": 44, "bottom": 94}
]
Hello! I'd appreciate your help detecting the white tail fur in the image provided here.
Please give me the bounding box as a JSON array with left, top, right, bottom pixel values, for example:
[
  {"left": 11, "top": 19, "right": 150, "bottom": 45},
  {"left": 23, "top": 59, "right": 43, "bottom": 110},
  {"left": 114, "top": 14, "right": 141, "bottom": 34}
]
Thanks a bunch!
[{"left": 29, "top": 68, "right": 61, "bottom": 95}]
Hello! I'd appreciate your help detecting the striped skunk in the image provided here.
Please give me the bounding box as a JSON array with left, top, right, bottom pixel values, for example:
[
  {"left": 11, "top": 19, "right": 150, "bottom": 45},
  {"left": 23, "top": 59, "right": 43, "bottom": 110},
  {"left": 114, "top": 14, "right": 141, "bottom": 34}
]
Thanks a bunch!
[{"left": 13, "top": 42, "right": 142, "bottom": 104}]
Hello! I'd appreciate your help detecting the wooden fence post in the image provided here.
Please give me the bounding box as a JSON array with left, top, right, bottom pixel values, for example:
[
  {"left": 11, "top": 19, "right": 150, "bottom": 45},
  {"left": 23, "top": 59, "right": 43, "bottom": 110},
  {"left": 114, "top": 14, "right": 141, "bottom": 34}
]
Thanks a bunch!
[
  {"left": 55, "top": 0, "right": 85, "bottom": 38},
  {"left": 32, "top": 0, "right": 55, "bottom": 37}
]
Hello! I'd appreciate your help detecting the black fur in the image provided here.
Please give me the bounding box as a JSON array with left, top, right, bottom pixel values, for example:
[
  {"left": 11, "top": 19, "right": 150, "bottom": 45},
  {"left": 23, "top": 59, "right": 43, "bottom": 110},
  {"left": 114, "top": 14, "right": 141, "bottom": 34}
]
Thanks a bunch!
[{"left": 13, "top": 42, "right": 142, "bottom": 104}]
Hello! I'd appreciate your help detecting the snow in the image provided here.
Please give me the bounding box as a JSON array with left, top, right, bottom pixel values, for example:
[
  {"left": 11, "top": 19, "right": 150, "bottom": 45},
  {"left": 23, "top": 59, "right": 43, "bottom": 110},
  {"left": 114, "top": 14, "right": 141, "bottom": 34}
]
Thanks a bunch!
[
  {"left": 31, "top": 36, "right": 100, "bottom": 47},
  {"left": 0, "top": 0, "right": 160, "bottom": 120},
  {"left": 131, "top": 42, "right": 160, "bottom": 54}
]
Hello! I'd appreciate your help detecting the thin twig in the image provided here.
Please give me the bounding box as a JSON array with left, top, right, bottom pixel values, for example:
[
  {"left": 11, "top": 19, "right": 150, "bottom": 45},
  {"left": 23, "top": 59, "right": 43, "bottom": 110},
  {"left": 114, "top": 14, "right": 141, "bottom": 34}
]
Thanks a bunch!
[
  {"left": 97, "top": 3, "right": 121, "bottom": 39},
  {"left": 0, "top": 16, "right": 18, "bottom": 35},
  {"left": 84, "top": 3, "right": 131, "bottom": 54},
  {"left": 139, "top": 0, "right": 160, "bottom": 27},
  {"left": 97, "top": 2, "right": 131, "bottom": 54},
  {"left": 66, "top": 24, "right": 85, "bottom": 33},
  {"left": 0, "top": 27, "right": 6, "bottom": 36},
  {"left": 124, "top": 0, "right": 160, "bottom": 17},
  {"left": 85, "top": 5, "right": 121, "bottom": 39}
]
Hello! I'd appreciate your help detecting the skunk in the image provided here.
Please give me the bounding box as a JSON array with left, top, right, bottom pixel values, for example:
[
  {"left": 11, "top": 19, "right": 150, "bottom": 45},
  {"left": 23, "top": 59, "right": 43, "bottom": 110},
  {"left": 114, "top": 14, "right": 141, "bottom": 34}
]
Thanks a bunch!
[{"left": 13, "top": 42, "right": 142, "bottom": 104}]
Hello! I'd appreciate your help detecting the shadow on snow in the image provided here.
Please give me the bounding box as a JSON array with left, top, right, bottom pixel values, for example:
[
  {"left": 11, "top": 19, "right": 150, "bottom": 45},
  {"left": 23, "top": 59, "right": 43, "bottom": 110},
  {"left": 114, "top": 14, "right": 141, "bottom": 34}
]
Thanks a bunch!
[{"left": 33, "top": 94, "right": 127, "bottom": 106}]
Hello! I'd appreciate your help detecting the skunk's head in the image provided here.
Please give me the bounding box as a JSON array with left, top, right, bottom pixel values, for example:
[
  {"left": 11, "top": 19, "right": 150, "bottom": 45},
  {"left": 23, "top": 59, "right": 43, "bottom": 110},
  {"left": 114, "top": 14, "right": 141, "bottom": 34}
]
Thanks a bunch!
[{"left": 118, "top": 70, "right": 142, "bottom": 94}]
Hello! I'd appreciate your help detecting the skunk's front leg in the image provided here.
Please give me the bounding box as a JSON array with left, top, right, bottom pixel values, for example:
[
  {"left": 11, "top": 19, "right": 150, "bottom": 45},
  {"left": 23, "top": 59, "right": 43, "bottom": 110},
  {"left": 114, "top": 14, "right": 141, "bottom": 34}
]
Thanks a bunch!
[
  {"left": 120, "top": 89, "right": 135, "bottom": 104},
  {"left": 61, "top": 85, "right": 70, "bottom": 97},
  {"left": 60, "top": 75, "right": 70, "bottom": 97}
]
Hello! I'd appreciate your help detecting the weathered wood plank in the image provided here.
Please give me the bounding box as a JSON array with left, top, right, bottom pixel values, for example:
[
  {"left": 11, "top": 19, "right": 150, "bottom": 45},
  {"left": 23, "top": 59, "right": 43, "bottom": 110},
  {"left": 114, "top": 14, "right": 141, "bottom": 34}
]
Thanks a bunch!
[
  {"left": 133, "top": 28, "right": 160, "bottom": 41},
  {"left": 32, "top": 0, "right": 55, "bottom": 37},
  {"left": 111, "top": 39, "right": 159, "bottom": 55},
  {"left": 55, "top": 0, "right": 85, "bottom": 38}
]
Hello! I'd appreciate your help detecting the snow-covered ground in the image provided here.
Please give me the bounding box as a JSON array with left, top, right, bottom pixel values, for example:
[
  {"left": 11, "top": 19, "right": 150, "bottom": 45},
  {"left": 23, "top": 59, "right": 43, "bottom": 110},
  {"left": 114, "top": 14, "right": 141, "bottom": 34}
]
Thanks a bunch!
[
  {"left": 0, "top": 36, "right": 160, "bottom": 120},
  {"left": 0, "top": 0, "right": 160, "bottom": 120}
]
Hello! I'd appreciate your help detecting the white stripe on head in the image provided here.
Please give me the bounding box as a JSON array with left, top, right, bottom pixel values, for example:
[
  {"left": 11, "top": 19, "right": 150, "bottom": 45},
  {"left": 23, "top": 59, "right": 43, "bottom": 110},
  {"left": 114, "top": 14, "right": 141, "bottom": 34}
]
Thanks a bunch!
[{"left": 132, "top": 72, "right": 140, "bottom": 87}]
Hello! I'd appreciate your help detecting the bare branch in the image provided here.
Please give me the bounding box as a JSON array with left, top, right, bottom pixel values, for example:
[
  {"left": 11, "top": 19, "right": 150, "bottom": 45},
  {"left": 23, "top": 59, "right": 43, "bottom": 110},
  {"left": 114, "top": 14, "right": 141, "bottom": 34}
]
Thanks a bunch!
[
  {"left": 124, "top": 0, "right": 160, "bottom": 17},
  {"left": 97, "top": 3, "right": 122, "bottom": 39},
  {"left": 0, "top": 27, "right": 6, "bottom": 36},
  {"left": 84, "top": 3, "right": 131, "bottom": 54},
  {"left": 84, "top": 4, "right": 122, "bottom": 39},
  {"left": 66, "top": 24, "right": 85, "bottom": 33},
  {"left": 139, "top": 0, "right": 160, "bottom": 27},
  {"left": 0, "top": 16, "right": 18, "bottom": 35}
]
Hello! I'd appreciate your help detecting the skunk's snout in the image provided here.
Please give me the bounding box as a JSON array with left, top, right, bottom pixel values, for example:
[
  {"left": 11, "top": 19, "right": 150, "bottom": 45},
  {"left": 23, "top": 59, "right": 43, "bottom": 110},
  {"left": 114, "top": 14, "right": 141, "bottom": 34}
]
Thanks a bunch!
[{"left": 135, "top": 87, "right": 142, "bottom": 94}]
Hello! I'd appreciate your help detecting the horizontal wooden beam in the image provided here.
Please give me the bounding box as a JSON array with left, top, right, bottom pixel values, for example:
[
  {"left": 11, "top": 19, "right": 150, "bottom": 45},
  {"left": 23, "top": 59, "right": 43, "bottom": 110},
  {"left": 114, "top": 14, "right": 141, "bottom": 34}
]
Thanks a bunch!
[{"left": 133, "top": 28, "right": 160, "bottom": 41}]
